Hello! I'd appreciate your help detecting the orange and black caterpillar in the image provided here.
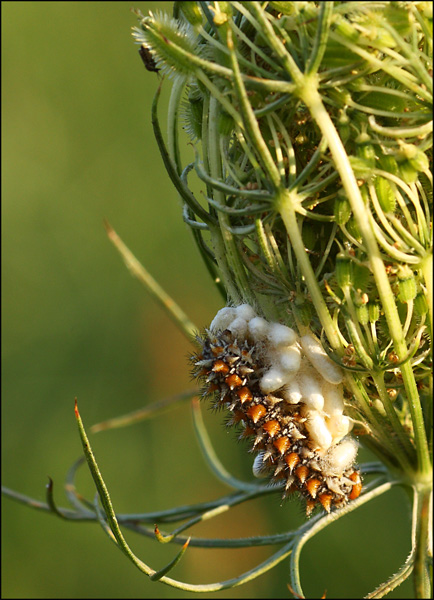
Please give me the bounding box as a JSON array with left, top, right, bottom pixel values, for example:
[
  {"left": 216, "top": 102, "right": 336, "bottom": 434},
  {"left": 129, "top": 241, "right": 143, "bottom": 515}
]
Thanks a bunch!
[{"left": 192, "top": 320, "right": 362, "bottom": 516}]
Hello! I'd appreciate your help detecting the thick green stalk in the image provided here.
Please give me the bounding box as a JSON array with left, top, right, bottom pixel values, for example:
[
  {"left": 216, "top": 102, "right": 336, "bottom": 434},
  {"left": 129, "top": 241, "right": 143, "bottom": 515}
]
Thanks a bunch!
[
  {"left": 412, "top": 484, "right": 433, "bottom": 599},
  {"left": 421, "top": 252, "right": 433, "bottom": 345},
  {"left": 277, "top": 189, "right": 342, "bottom": 352},
  {"left": 299, "top": 82, "right": 431, "bottom": 476}
]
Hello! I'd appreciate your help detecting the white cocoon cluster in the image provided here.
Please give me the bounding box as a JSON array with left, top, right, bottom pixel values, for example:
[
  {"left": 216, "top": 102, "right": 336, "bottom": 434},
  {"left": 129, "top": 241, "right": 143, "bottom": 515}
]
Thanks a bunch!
[
  {"left": 318, "top": 438, "right": 358, "bottom": 477},
  {"left": 210, "top": 307, "right": 237, "bottom": 332},
  {"left": 300, "top": 334, "right": 343, "bottom": 385},
  {"left": 281, "top": 379, "right": 303, "bottom": 404},
  {"left": 260, "top": 367, "right": 289, "bottom": 394},
  {"left": 303, "top": 410, "right": 333, "bottom": 450},
  {"left": 322, "top": 382, "right": 345, "bottom": 416},
  {"left": 235, "top": 303, "right": 257, "bottom": 322},
  {"left": 248, "top": 316, "right": 269, "bottom": 340},
  {"left": 209, "top": 304, "right": 356, "bottom": 456},
  {"left": 277, "top": 346, "right": 301, "bottom": 373},
  {"left": 326, "top": 414, "right": 353, "bottom": 443},
  {"left": 298, "top": 370, "right": 325, "bottom": 412},
  {"left": 227, "top": 317, "right": 248, "bottom": 339},
  {"left": 267, "top": 322, "right": 297, "bottom": 347}
]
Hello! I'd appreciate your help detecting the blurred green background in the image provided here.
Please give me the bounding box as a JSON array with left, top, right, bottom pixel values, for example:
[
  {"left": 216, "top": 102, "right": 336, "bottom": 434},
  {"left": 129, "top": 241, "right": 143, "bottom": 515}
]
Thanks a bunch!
[{"left": 2, "top": 2, "right": 414, "bottom": 598}]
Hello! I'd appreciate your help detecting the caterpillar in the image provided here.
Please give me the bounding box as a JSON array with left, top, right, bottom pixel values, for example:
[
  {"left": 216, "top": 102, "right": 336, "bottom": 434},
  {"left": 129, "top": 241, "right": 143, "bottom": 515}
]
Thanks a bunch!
[{"left": 191, "top": 304, "right": 362, "bottom": 516}]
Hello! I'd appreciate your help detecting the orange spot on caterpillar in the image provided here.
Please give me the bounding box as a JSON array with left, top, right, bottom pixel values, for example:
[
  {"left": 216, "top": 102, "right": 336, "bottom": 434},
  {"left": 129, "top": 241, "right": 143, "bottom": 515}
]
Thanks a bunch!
[
  {"left": 305, "top": 478, "right": 321, "bottom": 499},
  {"left": 246, "top": 404, "right": 266, "bottom": 423},
  {"left": 295, "top": 464, "right": 309, "bottom": 483},
  {"left": 212, "top": 360, "right": 229, "bottom": 374},
  {"left": 225, "top": 373, "right": 243, "bottom": 389},
  {"left": 318, "top": 493, "right": 333, "bottom": 513},
  {"left": 273, "top": 436, "right": 290, "bottom": 455},
  {"left": 263, "top": 420, "right": 281, "bottom": 437},
  {"left": 348, "top": 471, "right": 362, "bottom": 500},
  {"left": 236, "top": 386, "right": 253, "bottom": 404},
  {"left": 284, "top": 452, "right": 300, "bottom": 472}
]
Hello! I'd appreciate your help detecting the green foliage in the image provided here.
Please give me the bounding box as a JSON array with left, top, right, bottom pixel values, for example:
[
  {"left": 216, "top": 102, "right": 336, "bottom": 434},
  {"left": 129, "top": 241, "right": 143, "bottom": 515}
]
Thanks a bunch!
[{"left": 3, "top": 2, "right": 432, "bottom": 598}]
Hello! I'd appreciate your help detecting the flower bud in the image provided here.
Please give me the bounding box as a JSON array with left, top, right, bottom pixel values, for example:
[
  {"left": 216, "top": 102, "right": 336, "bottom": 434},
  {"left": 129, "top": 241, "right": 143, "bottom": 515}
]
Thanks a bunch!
[
  {"left": 414, "top": 292, "right": 428, "bottom": 316},
  {"left": 375, "top": 177, "right": 396, "bottom": 213},
  {"left": 356, "top": 304, "right": 369, "bottom": 325},
  {"left": 379, "top": 154, "right": 399, "bottom": 176},
  {"left": 356, "top": 136, "right": 376, "bottom": 169},
  {"left": 349, "top": 155, "right": 374, "bottom": 178},
  {"left": 334, "top": 195, "right": 352, "bottom": 225},
  {"left": 334, "top": 15, "right": 359, "bottom": 42},
  {"left": 398, "top": 161, "right": 418, "bottom": 184},
  {"left": 397, "top": 266, "right": 417, "bottom": 303},
  {"left": 336, "top": 253, "right": 353, "bottom": 289},
  {"left": 179, "top": 2, "right": 203, "bottom": 28},
  {"left": 368, "top": 302, "right": 381, "bottom": 323},
  {"left": 409, "top": 149, "right": 429, "bottom": 173},
  {"left": 346, "top": 217, "right": 363, "bottom": 242}
]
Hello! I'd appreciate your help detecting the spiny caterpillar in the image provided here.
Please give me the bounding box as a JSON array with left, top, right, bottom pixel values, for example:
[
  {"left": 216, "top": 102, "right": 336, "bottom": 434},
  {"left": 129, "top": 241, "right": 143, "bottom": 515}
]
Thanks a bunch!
[{"left": 192, "top": 304, "right": 362, "bottom": 516}]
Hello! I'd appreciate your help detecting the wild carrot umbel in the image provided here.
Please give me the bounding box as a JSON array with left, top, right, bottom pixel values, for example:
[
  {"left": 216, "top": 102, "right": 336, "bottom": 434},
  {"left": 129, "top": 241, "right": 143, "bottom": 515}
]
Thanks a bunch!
[
  {"left": 3, "top": 2, "right": 432, "bottom": 598},
  {"left": 132, "top": 2, "right": 432, "bottom": 596}
]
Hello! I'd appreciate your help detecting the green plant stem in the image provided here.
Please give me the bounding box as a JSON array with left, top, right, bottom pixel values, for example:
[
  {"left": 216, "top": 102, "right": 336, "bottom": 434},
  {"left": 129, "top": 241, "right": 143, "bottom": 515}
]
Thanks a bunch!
[
  {"left": 371, "top": 372, "right": 416, "bottom": 471},
  {"left": 344, "top": 374, "right": 411, "bottom": 471},
  {"left": 365, "top": 552, "right": 415, "bottom": 599},
  {"left": 289, "top": 479, "right": 395, "bottom": 598},
  {"left": 299, "top": 83, "right": 431, "bottom": 477},
  {"left": 167, "top": 75, "right": 186, "bottom": 173},
  {"left": 277, "top": 189, "right": 342, "bottom": 351},
  {"left": 342, "top": 288, "right": 375, "bottom": 369},
  {"left": 208, "top": 96, "right": 251, "bottom": 303},
  {"left": 104, "top": 221, "right": 197, "bottom": 340},
  {"left": 91, "top": 390, "right": 197, "bottom": 433},
  {"left": 191, "top": 398, "right": 266, "bottom": 493},
  {"left": 76, "top": 401, "right": 300, "bottom": 591},
  {"left": 198, "top": 93, "right": 240, "bottom": 304},
  {"left": 421, "top": 252, "right": 433, "bottom": 345},
  {"left": 225, "top": 22, "right": 342, "bottom": 348},
  {"left": 412, "top": 483, "right": 433, "bottom": 599}
]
